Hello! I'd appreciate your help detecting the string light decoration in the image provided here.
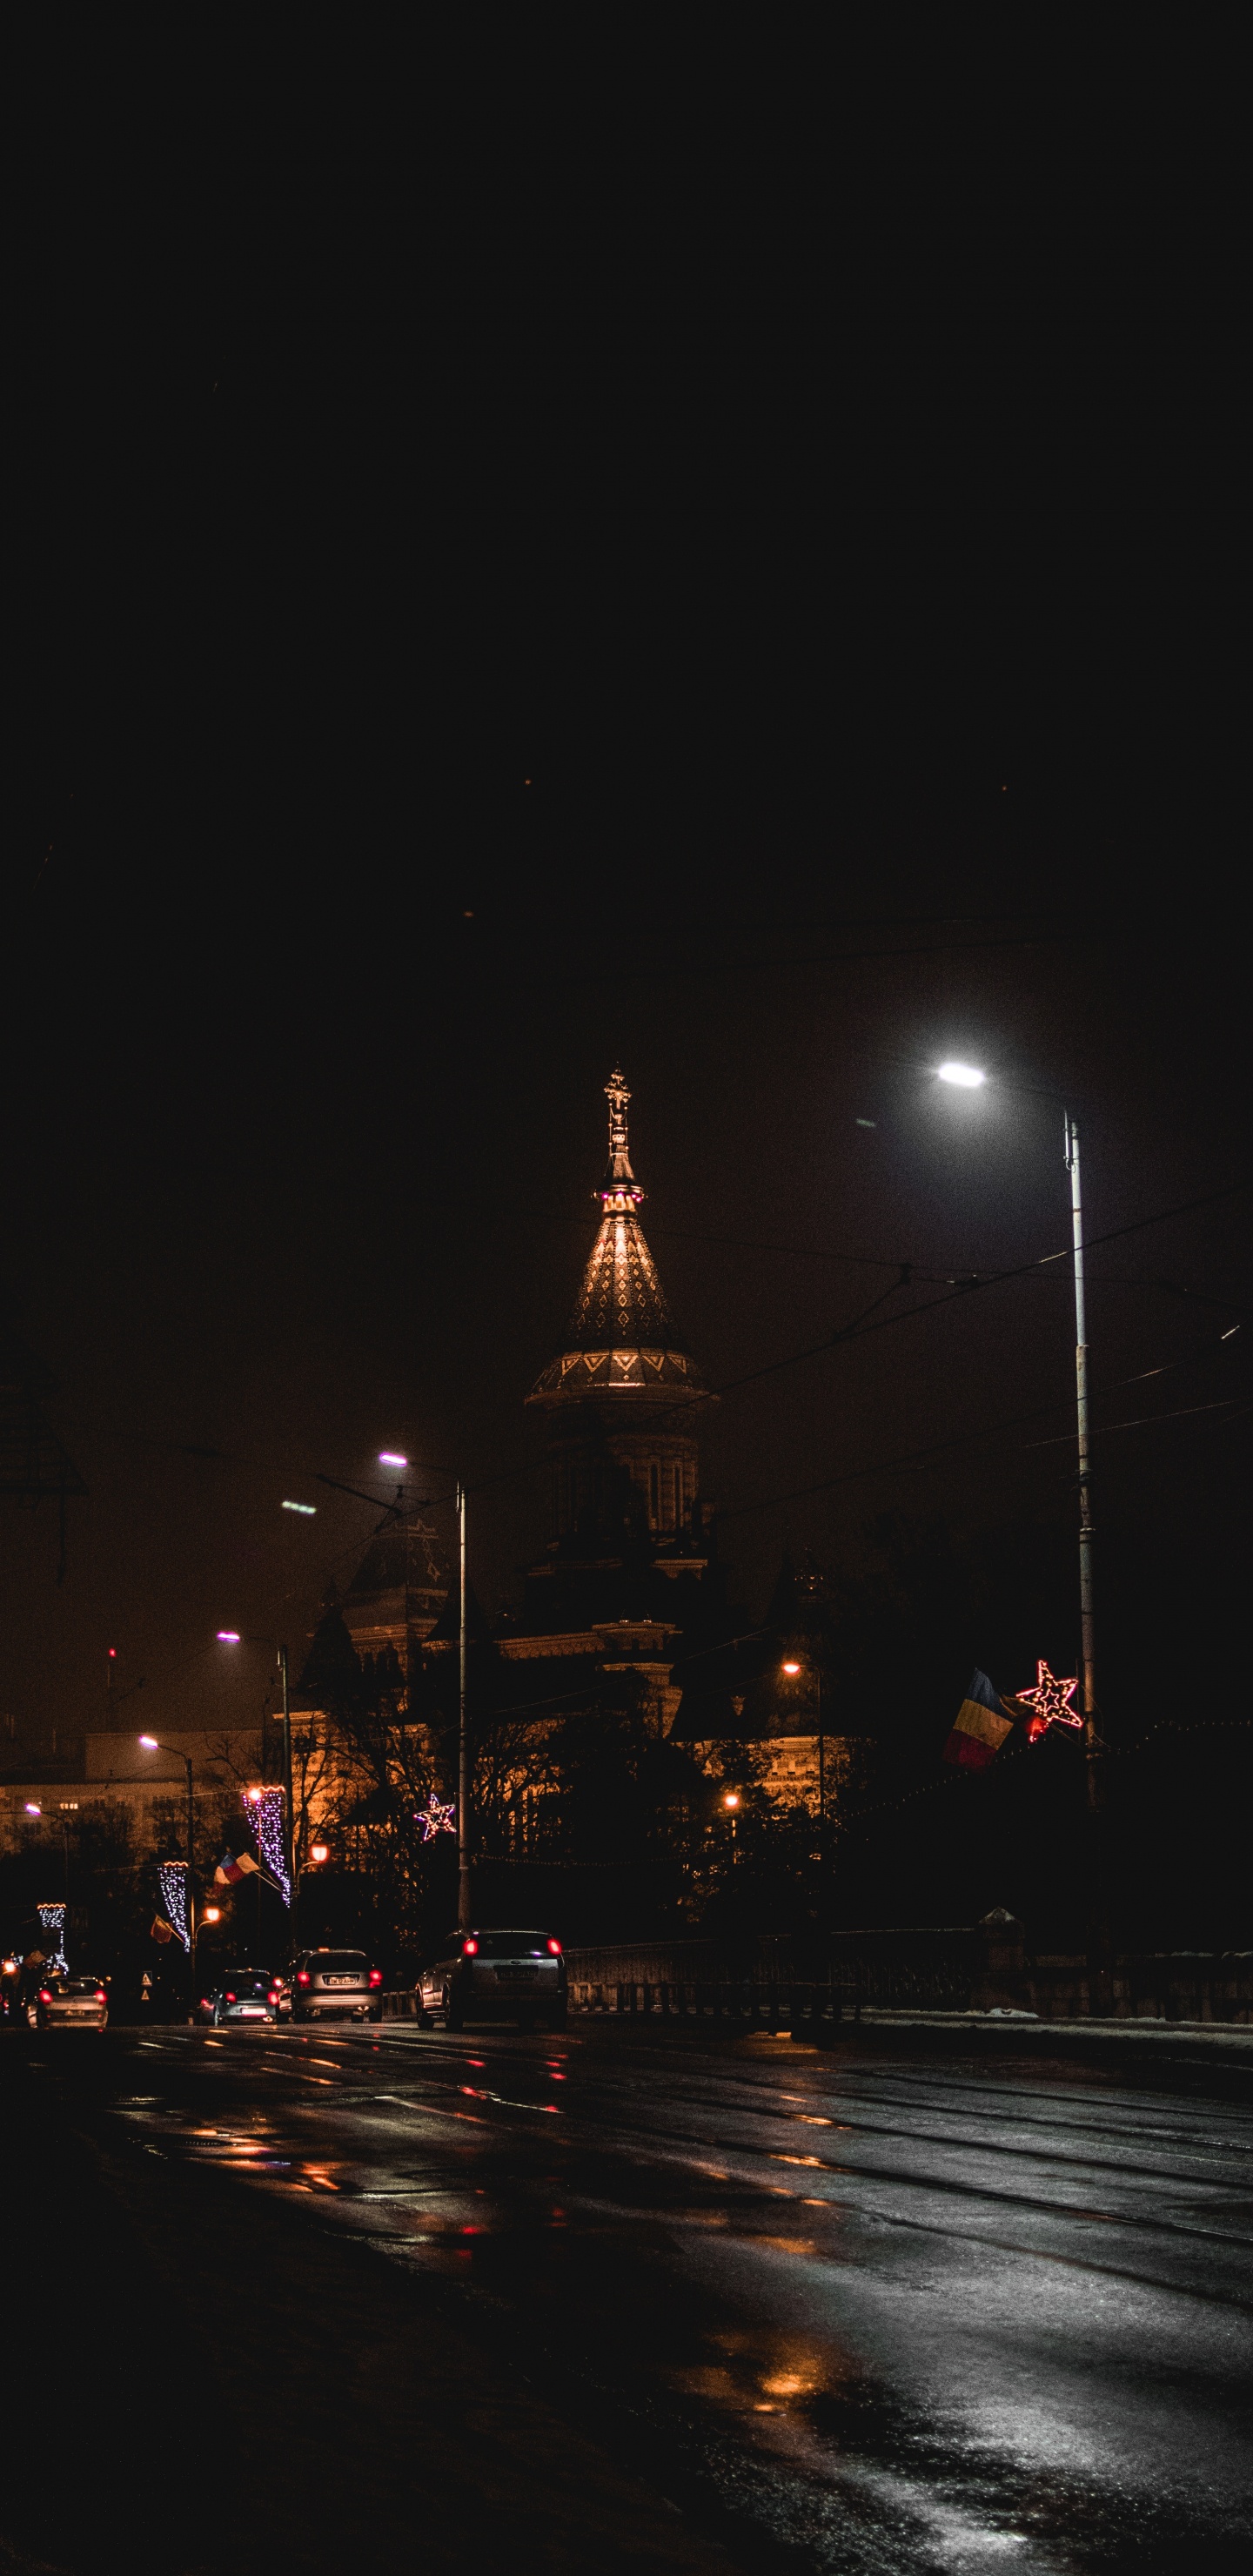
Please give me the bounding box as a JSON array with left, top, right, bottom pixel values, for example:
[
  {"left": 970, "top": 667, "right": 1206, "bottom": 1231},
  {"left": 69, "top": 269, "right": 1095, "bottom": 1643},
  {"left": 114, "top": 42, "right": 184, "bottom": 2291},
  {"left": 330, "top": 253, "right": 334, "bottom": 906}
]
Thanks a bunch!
[
  {"left": 414, "top": 1797, "right": 455, "bottom": 1843},
  {"left": 241, "top": 1786, "right": 290, "bottom": 1905},
  {"left": 1014, "top": 1660, "right": 1082, "bottom": 1742},
  {"left": 37, "top": 1903, "right": 69, "bottom": 1975},
  {"left": 157, "top": 1862, "right": 190, "bottom": 1949}
]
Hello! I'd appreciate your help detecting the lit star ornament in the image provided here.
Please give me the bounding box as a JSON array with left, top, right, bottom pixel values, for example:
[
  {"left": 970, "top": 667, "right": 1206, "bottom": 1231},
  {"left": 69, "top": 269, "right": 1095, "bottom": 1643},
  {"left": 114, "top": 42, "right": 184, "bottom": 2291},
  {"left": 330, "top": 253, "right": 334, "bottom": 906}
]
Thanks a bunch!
[
  {"left": 1015, "top": 1660, "right": 1082, "bottom": 1742},
  {"left": 414, "top": 1797, "right": 455, "bottom": 1843}
]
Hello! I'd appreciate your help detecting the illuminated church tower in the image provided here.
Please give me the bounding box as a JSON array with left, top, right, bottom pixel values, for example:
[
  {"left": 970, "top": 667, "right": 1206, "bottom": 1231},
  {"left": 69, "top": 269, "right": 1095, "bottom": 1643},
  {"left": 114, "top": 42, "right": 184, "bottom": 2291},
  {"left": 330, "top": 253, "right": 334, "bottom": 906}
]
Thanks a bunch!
[
  {"left": 527, "top": 1068, "right": 709, "bottom": 1563},
  {"left": 499, "top": 1070, "right": 714, "bottom": 1680}
]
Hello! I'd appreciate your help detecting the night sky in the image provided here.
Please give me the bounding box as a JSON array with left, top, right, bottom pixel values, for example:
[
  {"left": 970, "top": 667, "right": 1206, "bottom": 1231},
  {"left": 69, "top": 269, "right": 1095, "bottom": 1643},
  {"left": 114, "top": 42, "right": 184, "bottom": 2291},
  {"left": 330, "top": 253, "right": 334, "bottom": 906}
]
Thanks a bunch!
[{"left": 7, "top": 50, "right": 1247, "bottom": 1769}]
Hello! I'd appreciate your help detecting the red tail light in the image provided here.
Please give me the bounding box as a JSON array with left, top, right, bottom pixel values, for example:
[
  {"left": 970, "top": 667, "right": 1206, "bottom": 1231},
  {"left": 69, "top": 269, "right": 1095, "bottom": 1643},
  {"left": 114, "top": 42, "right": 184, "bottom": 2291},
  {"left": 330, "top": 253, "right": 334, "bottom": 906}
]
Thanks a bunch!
[
  {"left": 95, "top": 1989, "right": 107, "bottom": 2003},
  {"left": 547, "top": 1939, "right": 562, "bottom": 1955},
  {"left": 225, "top": 1991, "right": 237, "bottom": 2003},
  {"left": 296, "top": 1969, "right": 311, "bottom": 1985},
  {"left": 463, "top": 1938, "right": 478, "bottom": 1956},
  {"left": 38, "top": 1989, "right": 52, "bottom": 2004},
  {"left": 368, "top": 1969, "right": 383, "bottom": 1988},
  {"left": 268, "top": 1989, "right": 280, "bottom": 2004}
]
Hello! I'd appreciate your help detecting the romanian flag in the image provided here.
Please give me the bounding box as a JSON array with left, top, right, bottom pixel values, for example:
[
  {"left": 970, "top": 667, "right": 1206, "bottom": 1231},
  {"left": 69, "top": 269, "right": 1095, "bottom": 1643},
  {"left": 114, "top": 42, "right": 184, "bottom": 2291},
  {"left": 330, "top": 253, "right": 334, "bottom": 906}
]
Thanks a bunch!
[
  {"left": 151, "top": 1916, "right": 176, "bottom": 1944},
  {"left": 944, "top": 1670, "right": 1015, "bottom": 1770},
  {"left": 214, "top": 1850, "right": 259, "bottom": 1886}
]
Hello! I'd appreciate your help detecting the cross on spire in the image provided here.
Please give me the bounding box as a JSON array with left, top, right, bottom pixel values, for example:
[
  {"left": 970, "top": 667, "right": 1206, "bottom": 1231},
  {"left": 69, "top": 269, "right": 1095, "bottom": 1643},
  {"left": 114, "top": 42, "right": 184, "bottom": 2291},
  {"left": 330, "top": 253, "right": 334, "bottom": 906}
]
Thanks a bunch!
[{"left": 602, "top": 1066, "right": 643, "bottom": 1211}]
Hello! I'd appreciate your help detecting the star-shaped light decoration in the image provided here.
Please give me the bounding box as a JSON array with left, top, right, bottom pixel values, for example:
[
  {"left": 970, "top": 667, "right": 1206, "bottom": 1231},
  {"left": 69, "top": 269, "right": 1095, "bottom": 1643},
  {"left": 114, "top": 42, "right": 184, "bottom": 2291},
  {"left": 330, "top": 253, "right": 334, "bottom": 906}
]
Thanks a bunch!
[
  {"left": 414, "top": 1796, "right": 456, "bottom": 1843},
  {"left": 1014, "top": 1660, "right": 1082, "bottom": 1743}
]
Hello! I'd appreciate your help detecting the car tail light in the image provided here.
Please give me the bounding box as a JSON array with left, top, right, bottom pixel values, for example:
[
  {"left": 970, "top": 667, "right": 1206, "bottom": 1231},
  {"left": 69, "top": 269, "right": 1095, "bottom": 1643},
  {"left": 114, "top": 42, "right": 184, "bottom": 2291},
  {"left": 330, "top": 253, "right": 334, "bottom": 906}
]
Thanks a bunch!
[
  {"left": 38, "top": 1989, "right": 52, "bottom": 2004},
  {"left": 268, "top": 1989, "right": 280, "bottom": 2004},
  {"left": 547, "top": 1939, "right": 562, "bottom": 1955},
  {"left": 200, "top": 1998, "right": 211, "bottom": 2009},
  {"left": 462, "top": 1938, "right": 478, "bottom": 1956},
  {"left": 296, "top": 1970, "right": 311, "bottom": 1985},
  {"left": 225, "top": 1992, "right": 237, "bottom": 2003},
  {"left": 368, "top": 1969, "right": 383, "bottom": 1988},
  {"left": 95, "top": 1989, "right": 107, "bottom": 2003}
]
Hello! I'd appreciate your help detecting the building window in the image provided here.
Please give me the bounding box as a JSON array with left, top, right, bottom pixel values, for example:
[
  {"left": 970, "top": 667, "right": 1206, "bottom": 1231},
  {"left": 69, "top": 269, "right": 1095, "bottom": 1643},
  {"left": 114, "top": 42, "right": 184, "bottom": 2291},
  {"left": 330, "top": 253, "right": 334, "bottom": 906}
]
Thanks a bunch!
[
  {"left": 673, "top": 1463, "right": 683, "bottom": 1528},
  {"left": 649, "top": 1462, "right": 660, "bottom": 1526}
]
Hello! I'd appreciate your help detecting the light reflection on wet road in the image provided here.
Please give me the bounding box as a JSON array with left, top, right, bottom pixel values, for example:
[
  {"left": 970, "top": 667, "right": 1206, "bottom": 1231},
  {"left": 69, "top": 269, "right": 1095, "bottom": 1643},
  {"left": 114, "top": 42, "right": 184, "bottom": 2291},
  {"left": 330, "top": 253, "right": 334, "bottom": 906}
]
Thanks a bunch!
[{"left": 111, "top": 2023, "right": 1252, "bottom": 2571}]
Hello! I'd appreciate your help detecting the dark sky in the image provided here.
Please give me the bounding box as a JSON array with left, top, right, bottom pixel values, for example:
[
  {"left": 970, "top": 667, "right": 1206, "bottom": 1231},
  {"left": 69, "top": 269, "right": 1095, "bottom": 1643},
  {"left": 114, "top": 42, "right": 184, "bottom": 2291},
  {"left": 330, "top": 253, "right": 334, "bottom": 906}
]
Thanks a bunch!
[{"left": 7, "top": 40, "right": 1247, "bottom": 1758}]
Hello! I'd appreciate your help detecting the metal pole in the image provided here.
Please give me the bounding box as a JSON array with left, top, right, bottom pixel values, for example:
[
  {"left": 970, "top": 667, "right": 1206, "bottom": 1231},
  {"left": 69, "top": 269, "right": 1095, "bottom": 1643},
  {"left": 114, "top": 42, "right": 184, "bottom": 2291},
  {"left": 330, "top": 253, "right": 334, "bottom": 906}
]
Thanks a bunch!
[
  {"left": 458, "top": 1483, "right": 471, "bottom": 1930},
  {"left": 185, "top": 1754, "right": 196, "bottom": 2019},
  {"left": 1066, "top": 1114, "right": 1110, "bottom": 2010},
  {"left": 279, "top": 1644, "right": 294, "bottom": 1907},
  {"left": 816, "top": 1670, "right": 827, "bottom": 1931}
]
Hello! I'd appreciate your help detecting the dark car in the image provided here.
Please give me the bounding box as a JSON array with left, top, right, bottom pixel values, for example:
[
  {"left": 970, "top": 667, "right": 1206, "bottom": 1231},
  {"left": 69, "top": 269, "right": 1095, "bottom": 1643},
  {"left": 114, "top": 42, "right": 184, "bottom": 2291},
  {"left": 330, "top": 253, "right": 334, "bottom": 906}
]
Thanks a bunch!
[
  {"left": 290, "top": 1949, "right": 383, "bottom": 2023},
  {"left": 198, "top": 1969, "right": 284, "bottom": 2027},
  {"left": 416, "top": 1929, "right": 566, "bottom": 2031}
]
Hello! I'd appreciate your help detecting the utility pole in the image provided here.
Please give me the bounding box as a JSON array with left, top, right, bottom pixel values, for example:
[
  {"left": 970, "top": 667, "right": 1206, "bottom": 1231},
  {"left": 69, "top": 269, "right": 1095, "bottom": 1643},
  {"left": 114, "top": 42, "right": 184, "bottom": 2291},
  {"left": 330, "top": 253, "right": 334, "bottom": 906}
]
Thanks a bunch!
[
  {"left": 457, "top": 1484, "right": 471, "bottom": 1929},
  {"left": 1066, "top": 1114, "right": 1111, "bottom": 2011}
]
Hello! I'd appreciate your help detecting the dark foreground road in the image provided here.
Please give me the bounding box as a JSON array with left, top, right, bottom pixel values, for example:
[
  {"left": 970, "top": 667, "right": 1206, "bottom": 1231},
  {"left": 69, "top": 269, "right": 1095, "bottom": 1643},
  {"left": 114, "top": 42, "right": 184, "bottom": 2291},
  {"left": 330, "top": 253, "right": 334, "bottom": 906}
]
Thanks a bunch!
[{"left": 3, "top": 2022, "right": 1250, "bottom": 2576}]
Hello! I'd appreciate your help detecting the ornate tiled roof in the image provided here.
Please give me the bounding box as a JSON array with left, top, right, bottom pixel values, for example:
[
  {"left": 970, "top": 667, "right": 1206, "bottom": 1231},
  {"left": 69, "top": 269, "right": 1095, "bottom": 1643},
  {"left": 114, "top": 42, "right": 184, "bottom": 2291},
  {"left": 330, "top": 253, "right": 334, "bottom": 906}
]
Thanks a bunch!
[{"left": 528, "top": 1069, "right": 707, "bottom": 1405}]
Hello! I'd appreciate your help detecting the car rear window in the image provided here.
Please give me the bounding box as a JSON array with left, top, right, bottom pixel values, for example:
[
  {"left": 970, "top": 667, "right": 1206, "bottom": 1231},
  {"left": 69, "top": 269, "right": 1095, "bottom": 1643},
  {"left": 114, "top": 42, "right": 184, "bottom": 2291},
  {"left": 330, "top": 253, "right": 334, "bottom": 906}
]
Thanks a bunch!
[
  {"left": 57, "top": 1979, "right": 104, "bottom": 1995},
  {"left": 224, "top": 1975, "right": 271, "bottom": 1991},
  {"left": 471, "top": 1933, "right": 552, "bottom": 1959},
  {"left": 312, "top": 1953, "right": 368, "bottom": 1973}
]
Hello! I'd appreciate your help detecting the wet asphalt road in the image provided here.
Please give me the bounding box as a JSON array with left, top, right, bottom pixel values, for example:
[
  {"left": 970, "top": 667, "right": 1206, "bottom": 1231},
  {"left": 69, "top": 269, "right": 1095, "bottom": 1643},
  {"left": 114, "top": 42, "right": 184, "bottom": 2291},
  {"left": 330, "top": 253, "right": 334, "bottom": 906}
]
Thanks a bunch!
[{"left": 16, "top": 2019, "right": 1253, "bottom": 2573}]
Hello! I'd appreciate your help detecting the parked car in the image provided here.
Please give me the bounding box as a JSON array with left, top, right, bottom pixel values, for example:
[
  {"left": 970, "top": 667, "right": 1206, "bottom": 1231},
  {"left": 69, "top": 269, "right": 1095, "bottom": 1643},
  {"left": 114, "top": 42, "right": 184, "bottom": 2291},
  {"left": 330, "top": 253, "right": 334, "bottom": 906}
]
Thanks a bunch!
[
  {"left": 290, "top": 1949, "right": 384, "bottom": 2023},
  {"left": 29, "top": 1976, "right": 109, "bottom": 2031},
  {"left": 198, "top": 1969, "right": 285, "bottom": 2027},
  {"left": 416, "top": 1929, "right": 566, "bottom": 2031}
]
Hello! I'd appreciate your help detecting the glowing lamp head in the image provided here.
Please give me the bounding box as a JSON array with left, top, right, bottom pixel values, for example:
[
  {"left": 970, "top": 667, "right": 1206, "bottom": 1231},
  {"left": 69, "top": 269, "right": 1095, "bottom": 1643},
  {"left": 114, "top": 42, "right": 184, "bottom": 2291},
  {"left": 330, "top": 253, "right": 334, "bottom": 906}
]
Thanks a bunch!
[
  {"left": 204, "top": 1905, "right": 221, "bottom": 1924},
  {"left": 24, "top": 1802, "right": 41, "bottom": 1816},
  {"left": 781, "top": 1660, "right": 802, "bottom": 1675},
  {"left": 216, "top": 1630, "right": 241, "bottom": 1644},
  {"left": 936, "top": 1061, "right": 986, "bottom": 1088},
  {"left": 723, "top": 1792, "right": 740, "bottom": 1810},
  {"left": 378, "top": 1451, "right": 407, "bottom": 1469},
  {"left": 310, "top": 1843, "right": 330, "bottom": 1864},
  {"left": 138, "top": 1736, "right": 159, "bottom": 1751}
]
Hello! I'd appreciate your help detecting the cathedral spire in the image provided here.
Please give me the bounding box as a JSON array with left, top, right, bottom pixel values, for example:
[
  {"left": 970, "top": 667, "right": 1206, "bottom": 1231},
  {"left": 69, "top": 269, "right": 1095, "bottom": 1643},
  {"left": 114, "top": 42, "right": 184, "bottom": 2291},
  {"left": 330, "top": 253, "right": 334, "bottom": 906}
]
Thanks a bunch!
[
  {"left": 601, "top": 1066, "right": 643, "bottom": 1210},
  {"left": 528, "top": 1068, "right": 707, "bottom": 1405}
]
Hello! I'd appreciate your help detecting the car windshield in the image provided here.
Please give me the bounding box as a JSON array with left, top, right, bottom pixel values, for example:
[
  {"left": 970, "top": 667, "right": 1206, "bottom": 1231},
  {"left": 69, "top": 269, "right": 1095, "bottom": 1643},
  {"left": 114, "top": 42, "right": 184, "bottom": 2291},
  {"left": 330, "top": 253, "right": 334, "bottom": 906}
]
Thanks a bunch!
[
  {"left": 468, "top": 1933, "right": 552, "bottom": 1958},
  {"left": 311, "top": 1953, "right": 366, "bottom": 1973}
]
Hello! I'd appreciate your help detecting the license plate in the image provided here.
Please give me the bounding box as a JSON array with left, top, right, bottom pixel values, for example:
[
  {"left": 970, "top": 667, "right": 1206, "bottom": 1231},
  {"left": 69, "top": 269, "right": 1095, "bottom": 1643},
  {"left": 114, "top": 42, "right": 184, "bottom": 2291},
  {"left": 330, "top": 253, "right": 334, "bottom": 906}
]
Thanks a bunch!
[
  {"left": 494, "top": 1966, "right": 539, "bottom": 1981},
  {"left": 323, "top": 1977, "right": 357, "bottom": 1989},
  {"left": 236, "top": 2006, "right": 266, "bottom": 2016}
]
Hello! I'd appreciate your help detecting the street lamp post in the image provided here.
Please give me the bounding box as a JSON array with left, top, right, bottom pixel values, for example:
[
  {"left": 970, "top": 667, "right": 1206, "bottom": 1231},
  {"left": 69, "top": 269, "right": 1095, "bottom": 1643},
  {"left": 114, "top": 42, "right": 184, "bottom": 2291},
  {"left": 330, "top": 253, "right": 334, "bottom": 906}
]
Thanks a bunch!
[
  {"left": 782, "top": 1659, "right": 826, "bottom": 1923},
  {"left": 458, "top": 1481, "right": 471, "bottom": 1932},
  {"left": 138, "top": 1735, "right": 196, "bottom": 2014},
  {"left": 935, "top": 1063, "right": 1110, "bottom": 2009},
  {"left": 217, "top": 1633, "right": 294, "bottom": 1899}
]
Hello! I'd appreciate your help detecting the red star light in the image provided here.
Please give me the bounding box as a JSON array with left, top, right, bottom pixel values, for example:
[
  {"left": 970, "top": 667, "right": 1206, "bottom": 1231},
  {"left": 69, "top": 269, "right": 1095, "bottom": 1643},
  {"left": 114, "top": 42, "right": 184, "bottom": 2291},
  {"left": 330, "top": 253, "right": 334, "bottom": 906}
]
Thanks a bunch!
[{"left": 1015, "top": 1660, "right": 1082, "bottom": 1741}]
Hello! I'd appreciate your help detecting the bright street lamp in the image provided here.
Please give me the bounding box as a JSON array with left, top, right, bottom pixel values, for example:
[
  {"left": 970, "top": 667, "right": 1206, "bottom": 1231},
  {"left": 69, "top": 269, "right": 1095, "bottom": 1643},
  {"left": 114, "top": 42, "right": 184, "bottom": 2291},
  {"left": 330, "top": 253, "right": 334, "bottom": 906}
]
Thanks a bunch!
[
  {"left": 936, "top": 1061, "right": 986, "bottom": 1088},
  {"left": 137, "top": 1734, "right": 198, "bottom": 2011},
  {"left": 216, "top": 1633, "right": 293, "bottom": 1896},
  {"left": 934, "top": 1063, "right": 1108, "bottom": 2005},
  {"left": 781, "top": 1657, "right": 828, "bottom": 1918}
]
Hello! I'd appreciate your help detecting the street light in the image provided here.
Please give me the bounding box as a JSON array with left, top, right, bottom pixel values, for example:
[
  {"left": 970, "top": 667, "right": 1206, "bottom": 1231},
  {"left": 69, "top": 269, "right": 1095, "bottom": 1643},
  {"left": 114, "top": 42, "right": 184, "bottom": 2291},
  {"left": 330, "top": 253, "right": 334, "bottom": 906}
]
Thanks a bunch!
[
  {"left": 781, "top": 1658, "right": 827, "bottom": 1919},
  {"left": 137, "top": 1734, "right": 198, "bottom": 2012},
  {"left": 933, "top": 1060, "right": 1108, "bottom": 2006},
  {"left": 216, "top": 1633, "right": 293, "bottom": 1898}
]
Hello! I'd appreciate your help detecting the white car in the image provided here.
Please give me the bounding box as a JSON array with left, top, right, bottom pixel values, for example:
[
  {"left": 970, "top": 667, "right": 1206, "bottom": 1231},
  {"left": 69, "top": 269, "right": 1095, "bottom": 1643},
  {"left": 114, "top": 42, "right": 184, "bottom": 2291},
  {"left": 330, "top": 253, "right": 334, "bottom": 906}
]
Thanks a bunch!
[{"left": 416, "top": 1929, "right": 566, "bottom": 2031}]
